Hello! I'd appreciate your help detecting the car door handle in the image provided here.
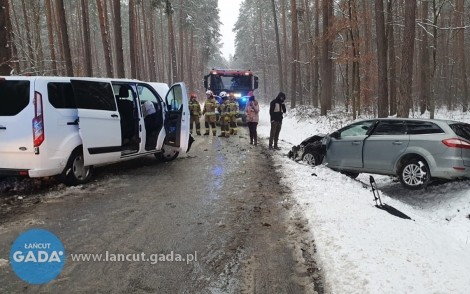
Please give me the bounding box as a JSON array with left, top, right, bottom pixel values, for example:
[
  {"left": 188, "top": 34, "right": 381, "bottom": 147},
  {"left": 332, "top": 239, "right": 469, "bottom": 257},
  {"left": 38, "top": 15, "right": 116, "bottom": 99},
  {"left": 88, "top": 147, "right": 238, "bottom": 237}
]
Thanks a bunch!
[
  {"left": 392, "top": 141, "right": 403, "bottom": 145},
  {"left": 0, "top": 126, "right": 6, "bottom": 130},
  {"left": 352, "top": 141, "right": 361, "bottom": 145},
  {"left": 111, "top": 114, "right": 119, "bottom": 118}
]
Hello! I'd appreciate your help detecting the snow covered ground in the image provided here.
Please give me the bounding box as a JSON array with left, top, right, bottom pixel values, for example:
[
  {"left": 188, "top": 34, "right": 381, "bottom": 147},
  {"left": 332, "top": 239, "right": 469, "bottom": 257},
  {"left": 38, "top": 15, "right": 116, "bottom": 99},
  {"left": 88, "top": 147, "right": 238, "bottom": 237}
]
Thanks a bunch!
[{"left": 257, "top": 105, "right": 470, "bottom": 294}]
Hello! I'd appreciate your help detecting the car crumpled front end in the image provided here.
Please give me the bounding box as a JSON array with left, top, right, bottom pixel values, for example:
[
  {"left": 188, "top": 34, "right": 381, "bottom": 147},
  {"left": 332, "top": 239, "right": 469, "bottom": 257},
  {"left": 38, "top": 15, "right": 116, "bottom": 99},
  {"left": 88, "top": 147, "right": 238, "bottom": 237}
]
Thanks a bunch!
[{"left": 288, "top": 134, "right": 327, "bottom": 163}]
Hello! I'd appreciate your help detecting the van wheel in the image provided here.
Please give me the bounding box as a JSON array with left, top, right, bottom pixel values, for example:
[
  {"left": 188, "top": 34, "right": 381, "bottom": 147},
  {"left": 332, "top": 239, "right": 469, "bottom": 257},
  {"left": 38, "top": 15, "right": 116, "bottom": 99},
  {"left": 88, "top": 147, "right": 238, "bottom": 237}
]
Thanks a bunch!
[
  {"left": 155, "top": 145, "right": 179, "bottom": 162},
  {"left": 399, "top": 158, "right": 430, "bottom": 190},
  {"left": 61, "top": 151, "right": 93, "bottom": 186}
]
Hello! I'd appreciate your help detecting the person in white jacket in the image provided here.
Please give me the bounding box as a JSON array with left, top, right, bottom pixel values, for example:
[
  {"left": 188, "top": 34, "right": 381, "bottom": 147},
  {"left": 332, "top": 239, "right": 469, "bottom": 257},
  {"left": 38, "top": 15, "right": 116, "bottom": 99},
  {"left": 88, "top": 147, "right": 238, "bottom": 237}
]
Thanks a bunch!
[{"left": 245, "top": 91, "right": 260, "bottom": 145}]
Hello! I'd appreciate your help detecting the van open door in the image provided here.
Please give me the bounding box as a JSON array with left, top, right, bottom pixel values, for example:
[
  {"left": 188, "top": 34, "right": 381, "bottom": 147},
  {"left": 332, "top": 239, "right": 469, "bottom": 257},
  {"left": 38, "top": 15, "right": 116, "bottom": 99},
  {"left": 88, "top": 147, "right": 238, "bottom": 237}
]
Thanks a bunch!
[
  {"left": 71, "top": 79, "right": 121, "bottom": 166},
  {"left": 164, "top": 83, "right": 190, "bottom": 153}
]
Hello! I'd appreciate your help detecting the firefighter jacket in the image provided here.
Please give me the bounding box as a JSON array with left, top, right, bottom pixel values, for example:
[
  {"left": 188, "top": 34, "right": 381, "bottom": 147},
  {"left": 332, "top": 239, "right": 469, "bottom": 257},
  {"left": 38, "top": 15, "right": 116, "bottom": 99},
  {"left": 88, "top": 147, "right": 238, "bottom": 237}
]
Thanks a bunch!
[
  {"left": 203, "top": 97, "right": 219, "bottom": 116},
  {"left": 228, "top": 99, "right": 239, "bottom": 117},
  {"left": 219, "top": 100, "right": 231, "bottom": 121},
  {"left": 189, "top": 100, "right": 202, "bottom": 116}
]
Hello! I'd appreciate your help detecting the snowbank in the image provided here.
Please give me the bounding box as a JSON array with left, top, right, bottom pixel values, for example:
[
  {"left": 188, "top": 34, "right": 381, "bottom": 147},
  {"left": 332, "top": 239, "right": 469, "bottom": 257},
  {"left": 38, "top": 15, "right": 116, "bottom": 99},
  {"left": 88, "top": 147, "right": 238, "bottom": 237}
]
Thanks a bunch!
[{"left": 257, "top": 105, "right": 470, "bottom": 293}]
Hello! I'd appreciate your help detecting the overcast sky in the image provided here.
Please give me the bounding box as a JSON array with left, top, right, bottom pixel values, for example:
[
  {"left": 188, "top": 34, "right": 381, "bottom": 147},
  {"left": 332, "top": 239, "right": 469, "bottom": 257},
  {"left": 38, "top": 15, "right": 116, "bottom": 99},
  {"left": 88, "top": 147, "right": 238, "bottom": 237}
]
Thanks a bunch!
[{"left": 218, "top": 0, "right": 243, "bottom": 60}]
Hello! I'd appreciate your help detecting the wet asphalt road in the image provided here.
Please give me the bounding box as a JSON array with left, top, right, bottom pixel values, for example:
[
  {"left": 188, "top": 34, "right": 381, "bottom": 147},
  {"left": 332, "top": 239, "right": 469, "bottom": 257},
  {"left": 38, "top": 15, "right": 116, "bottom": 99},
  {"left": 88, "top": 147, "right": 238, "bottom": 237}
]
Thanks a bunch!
[{"left": 0, "top": 127, "right": 322, "bottom": 293}]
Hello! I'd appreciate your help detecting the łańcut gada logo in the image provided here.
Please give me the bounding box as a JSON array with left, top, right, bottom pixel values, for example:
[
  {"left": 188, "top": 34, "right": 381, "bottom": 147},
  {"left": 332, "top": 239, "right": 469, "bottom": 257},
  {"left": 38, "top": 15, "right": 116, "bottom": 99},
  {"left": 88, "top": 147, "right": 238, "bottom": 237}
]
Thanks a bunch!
[{"left": 10, "top": 229, "right": 66, "bottom": 284}]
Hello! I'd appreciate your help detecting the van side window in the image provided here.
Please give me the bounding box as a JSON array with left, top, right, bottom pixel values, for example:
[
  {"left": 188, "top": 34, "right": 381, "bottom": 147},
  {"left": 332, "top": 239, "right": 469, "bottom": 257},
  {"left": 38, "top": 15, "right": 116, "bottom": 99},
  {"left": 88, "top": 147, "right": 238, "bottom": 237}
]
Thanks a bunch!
[
  {"left": 166, "top": 86, "right": 183, "bottom": 111},
  {"left": 0, "top": 80, "right": 30, "bottom": 116},
  {"left": 48, "top": 82, "right": 76, "bottom": 109},
  {"left": 72, "top": 81, "right": 116, "bottom": 111},
  {"left": 137, "top": 85, "right": 163, "bottom": 112},
  {"left": 406, "top": 121, "right": 444, "bottom": 134}
]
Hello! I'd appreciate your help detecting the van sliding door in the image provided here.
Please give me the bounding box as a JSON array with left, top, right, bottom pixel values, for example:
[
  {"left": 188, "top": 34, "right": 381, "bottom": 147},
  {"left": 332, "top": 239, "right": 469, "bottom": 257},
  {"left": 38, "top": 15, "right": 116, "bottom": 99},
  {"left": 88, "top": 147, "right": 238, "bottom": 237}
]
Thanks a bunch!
[{"left": 71, "top": 79, "right": 121, "bottom": 166}]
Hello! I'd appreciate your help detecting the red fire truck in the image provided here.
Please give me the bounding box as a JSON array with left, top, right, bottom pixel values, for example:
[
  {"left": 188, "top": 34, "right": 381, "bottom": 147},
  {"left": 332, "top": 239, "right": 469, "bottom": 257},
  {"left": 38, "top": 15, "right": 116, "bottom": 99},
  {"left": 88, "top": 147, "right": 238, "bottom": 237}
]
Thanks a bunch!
[{"left": 203, "top": 69, "right": 258, "bottom": 122}]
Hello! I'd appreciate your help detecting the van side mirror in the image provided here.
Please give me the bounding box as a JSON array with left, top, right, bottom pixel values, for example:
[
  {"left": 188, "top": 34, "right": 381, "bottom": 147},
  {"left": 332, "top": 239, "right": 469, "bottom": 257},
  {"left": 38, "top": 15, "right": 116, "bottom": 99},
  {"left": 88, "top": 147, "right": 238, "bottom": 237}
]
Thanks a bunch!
[
  {"left": 254, "top": 76, "right": 259, "bottom": 89},
  {"left": 203, "top": 75, "right": 209, "bottom": 89}
]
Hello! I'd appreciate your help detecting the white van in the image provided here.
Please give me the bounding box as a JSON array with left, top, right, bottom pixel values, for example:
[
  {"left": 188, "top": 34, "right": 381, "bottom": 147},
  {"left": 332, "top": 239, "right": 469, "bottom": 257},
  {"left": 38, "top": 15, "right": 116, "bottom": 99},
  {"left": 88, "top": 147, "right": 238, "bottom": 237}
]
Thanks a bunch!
[{"left": 0, "top": 76, "right": 192, "bottom": 185}]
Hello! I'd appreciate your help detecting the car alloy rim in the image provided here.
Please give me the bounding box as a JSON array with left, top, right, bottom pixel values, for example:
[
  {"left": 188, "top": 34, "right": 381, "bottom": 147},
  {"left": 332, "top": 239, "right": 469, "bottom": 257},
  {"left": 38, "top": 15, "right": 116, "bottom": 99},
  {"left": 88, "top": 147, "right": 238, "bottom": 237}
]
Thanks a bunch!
[
  {"left": 402, "top": 163, "right": 426, "bottom": 186},
  {"left": 72, "top": 155, "right": 89, "bottom": 180},
  {"left": 303, "top": 153, "right": 315, "bottom": 165}
]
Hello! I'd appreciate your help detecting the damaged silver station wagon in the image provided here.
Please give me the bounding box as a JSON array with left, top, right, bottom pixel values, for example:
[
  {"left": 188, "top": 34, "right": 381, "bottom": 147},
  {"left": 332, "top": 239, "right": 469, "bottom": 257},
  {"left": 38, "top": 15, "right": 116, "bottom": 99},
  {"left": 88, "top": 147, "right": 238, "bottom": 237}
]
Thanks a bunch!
[{"left": 289, "top": 118, "right": 470, "bottom": 190}]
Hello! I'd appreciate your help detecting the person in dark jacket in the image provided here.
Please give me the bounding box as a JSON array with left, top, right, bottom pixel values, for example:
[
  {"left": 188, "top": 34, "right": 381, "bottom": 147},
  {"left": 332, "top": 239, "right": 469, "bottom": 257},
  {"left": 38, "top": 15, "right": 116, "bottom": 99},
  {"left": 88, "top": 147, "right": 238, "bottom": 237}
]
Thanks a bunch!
[{"left": 269, "top": 92, "right": 286, "bottom": 150}]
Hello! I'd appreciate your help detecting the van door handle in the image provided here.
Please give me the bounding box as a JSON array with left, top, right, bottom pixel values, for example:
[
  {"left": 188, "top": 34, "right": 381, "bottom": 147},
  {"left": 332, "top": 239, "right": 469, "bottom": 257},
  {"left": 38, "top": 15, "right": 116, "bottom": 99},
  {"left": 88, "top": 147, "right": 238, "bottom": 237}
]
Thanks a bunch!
[
  {"left": 352, "top": 141, "right": 361, "bottom": 145},
  {"left": 67, "top": 119, "right": 79, "bottom": 125},
  {"left": 392, "top": 141, "right": 403, "bottom": 145},
  {"left": 111, "top": 114, "right": 119, "bottom": 118},
  {"left": 0, "top": 126, "right": 6, "bottom": 130}
]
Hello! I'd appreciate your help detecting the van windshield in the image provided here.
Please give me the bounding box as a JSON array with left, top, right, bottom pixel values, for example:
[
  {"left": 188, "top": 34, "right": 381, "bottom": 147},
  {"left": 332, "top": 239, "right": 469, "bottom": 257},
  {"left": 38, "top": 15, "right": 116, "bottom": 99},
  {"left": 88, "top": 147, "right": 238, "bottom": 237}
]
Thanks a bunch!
[{"left": 0, "top": 80, "right": 30, "bottom": 116}]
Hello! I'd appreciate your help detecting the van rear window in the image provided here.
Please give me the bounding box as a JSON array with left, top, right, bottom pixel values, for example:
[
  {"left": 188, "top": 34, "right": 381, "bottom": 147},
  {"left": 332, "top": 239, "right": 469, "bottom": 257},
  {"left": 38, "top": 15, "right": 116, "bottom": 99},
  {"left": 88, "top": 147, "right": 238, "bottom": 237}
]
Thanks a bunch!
[
  {"left": 48, "top": 82, "right": 76, "bottom": 109},
  {"left": 0, "top": 80, "right": 30, "bottom": 116},
  {"left": 450, "top": 123, "right": 470, "bottom": 141}
]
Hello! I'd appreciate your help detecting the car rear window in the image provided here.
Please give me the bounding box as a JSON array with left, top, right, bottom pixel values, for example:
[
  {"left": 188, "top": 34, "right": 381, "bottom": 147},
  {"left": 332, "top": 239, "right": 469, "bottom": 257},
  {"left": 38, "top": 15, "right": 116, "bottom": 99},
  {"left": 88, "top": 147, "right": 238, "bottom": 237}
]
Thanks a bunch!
[
  {"left": 449, "top": 123, "right": 470, "bottom": 141},
  {"left": 406, "top": 121, "right": 444, "bottom": 134},
  {"left": 0, "top": 80, "right": 30, "bottom": 116},
  {"left": 48, "top": 82, "right": 77, "bottom": 109}
]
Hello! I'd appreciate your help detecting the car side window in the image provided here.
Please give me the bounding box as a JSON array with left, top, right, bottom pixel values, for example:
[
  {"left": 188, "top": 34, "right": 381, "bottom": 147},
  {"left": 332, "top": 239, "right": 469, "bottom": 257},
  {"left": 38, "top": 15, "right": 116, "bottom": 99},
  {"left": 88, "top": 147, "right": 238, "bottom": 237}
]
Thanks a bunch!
[
  {"left": 406, "top": 121, "right": 444, "bottom": 134},
  {"left": 339, "top": 121, "right": 375, "bottom": 137},
  {"left": 372, "top": 120, "right": 406, "bottom": 135}
]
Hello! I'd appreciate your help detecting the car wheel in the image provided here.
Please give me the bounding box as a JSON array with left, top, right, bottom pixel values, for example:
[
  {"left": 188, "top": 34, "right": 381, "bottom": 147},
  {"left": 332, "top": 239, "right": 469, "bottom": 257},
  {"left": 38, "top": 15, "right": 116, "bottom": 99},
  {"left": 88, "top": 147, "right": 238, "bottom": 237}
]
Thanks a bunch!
[
  {"left": 399, "top": 158, "right": 430, "bottom": 190},
  {"left": 61, "top": 150, "right": 93, "bottom": 186},
  {"left": 301, "top": 150, "right": 321, "bottom": 166},
  {"left": 155, "top": 145, "right": 179, "bottom": 162}
]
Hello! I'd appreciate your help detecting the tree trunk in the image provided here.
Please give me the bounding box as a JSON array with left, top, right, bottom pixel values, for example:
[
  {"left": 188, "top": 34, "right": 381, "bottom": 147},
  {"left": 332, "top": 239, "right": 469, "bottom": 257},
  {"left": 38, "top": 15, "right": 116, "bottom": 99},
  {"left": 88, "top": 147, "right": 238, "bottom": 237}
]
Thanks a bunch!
[
  {"left": 56, "top": 0, "right": 74, "bottom": 76},
  {"left": 178, "top": 0, "right": 184, "bottom": 82},
  {"left": 166, "top": 0, "right": 177, "bottom": 84},
  {"left": 45, "top": 0, "right": 58, "bottom": 75},
  {"left": 20, "top": 0, "right": 34, "bottom": 70},
  {"left": 313, "top": 0, "right": 320, "bottom": 107},
  {"left": 290, "top": 0, "right": 299, "bottom": 108},
  {"left": 112, "top": 0, "right": 125, "bottom": 78},
  {"left": 272, "top": 0, "right": 284, "bottom": 92},
  {"left": 397, "top": 0, "right": 417, "bottom": 118},
  {"left": 129, "top": 0, "right": 137, "bottom": 78},
  {"left": 387, "top": 0, "right": 397, "bottom": 115},
  {"left": 0, "top": 0, "right": 12, "bottom": 75},
  {"left": 456, "top": 0, "right": 468, "bottom": 111},
  {"left": 321, "top": 0, "right": 333, "bottom": 115},
  {"left": 259, "top": 5, "right": 267, "bottom": 98},
  {"left": 419, "top": 0, "right": 431, "bottom": 114},
  {"left": 281, "top": 0, "right": 289, "bottom": 95},
  {"left": 80, "top": 0, "right": 92, "bottom": 76},
  {"left": 375, "top": 0, "right": 389, "bottom": 117},
  {"left": 96, "top": 0, "right": 113, "bottom": 77}
]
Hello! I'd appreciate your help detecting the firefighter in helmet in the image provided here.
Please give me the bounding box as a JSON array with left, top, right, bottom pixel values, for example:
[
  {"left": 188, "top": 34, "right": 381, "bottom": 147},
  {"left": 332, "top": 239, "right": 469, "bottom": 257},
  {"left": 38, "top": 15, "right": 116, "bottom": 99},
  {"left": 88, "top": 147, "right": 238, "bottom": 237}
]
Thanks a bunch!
[
  {"left": 189, "top": 93, "right": 202, "bottom": 135},
  {"left": 218, "top": 91, "right": 231, "bottom": 137},
  {"left": 202, "top": 90, "right": 219, "bottom": 136},
  {"left": 228, "top": 92, "right": 239, "bottom": 135}
]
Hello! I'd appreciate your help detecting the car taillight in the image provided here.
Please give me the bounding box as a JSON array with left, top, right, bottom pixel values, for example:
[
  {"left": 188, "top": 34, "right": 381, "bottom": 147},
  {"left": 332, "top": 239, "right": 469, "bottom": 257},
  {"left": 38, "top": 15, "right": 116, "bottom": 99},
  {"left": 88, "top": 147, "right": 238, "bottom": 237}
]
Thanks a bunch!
[
  {"left": 442, "top": 138, "right": 470, "bottom": 150},
  {"left": 33, "top": 91, "right": 44, "bottom": 147}
]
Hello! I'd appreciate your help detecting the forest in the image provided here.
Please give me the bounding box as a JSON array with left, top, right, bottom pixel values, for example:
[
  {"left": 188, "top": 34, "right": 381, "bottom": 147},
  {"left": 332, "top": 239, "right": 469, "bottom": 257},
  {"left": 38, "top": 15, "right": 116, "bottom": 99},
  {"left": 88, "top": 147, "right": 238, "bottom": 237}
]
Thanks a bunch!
[{"left": 0, "top": 0, "right": 469, "bottom": 118}]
